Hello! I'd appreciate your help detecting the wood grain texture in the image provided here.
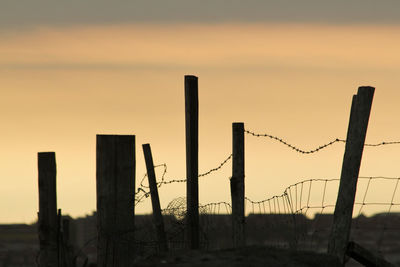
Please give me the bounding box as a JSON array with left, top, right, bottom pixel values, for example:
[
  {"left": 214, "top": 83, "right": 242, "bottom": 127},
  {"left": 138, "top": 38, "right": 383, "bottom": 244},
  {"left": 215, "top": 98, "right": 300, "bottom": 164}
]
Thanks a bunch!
[
  {"left": 143, "top": 144, "right": 168, "bottom": 252},
  {"left": 97, "top": 135, "right": 136, "bottom": 267},
  {"left": 38, "top": 152, "right": 58, "bottom": 267},
  {"left": 231, "top": 122, "right": 245, "bottom": 247},
  {"left": 185, "top": 75, "right": 199, "bottom": 249},
  {"left": 328, "top": 86, "right": 374, "bottom": 264}
]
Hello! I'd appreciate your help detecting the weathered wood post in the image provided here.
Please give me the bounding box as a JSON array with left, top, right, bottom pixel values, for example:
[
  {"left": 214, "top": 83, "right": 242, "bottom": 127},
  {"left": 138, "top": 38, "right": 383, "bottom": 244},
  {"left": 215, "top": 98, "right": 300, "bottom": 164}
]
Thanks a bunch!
[
  {"left": 97, "top": 135, "right": 136, "bottom": 266},
  {"left": 57, "top": 209, "right": 62, "bottom": 266},
  {"left": 61, "top": 218, "right": 73, "bottom": 267},
  {"left": 328, "top": 86, "right": 374, "bottom": 264},
  {"left": 142, "top": 144, "right": 168, "bottom": 252},
  {"left": 185, "top": 75, "right": 199, "bottom": 249},
  {"left": 231, "top": 122, "right": 245, "bottom": 247},
  {"left": 38, "top": 152, "right": 59, "bottom": 267}
]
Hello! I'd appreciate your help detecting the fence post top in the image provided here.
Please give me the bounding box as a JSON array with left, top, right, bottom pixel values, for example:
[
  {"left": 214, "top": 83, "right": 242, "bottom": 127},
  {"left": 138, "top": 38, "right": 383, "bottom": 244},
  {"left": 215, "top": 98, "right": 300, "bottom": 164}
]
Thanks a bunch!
[
  {"left": 38, "top": 151, "right": 55, "bottom": 155},
  {"left": 185, "top": 75, "right": 198, "bottom": 80},
  {"left": 96, "top": 134, "right": 135, "bottom": 137},
  {"left": 357, "top": 86, "right": 375, "bottom": 94}
]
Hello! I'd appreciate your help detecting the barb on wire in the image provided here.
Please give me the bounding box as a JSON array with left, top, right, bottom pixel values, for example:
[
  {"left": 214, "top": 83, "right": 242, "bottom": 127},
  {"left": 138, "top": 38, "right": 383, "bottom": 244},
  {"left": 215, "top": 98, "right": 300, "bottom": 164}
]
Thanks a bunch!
[
  {"left": 135, "top": 154, "right": 232, "bottom": 206},
  {"left": 364, "top": 141, "right": 400, "bottom": 147},
  {"left": 245, "top": 129, "right": 400, "bottom": 154},
  {"left": 244, "top": 129, "right": 345, "bottom": 154},
  {"left": 199, "top": 154, "right": 232, "bottom": 177}
]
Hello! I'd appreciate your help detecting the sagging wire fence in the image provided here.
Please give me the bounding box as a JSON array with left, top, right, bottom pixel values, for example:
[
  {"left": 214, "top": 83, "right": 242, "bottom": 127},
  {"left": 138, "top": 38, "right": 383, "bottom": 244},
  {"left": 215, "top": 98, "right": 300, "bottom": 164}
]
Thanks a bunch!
[
  {"left": 244, "top": 178, "right": 340, "bottom": 252},
  {"left": 70, "top": 154, "right": 235, "bottom": 262},
  {"left": 243, "top": 176, "right": 400, "bottom": 264},
  {"left": 72, "top": 128, "right": 400, "bottom": 263},
  {"left": 136, "top": 128, "right": 400, "bottom": 207},
  {"left": 134, "top": 154, "right": 233, "bottom": 206},
  {"left": 132, "top": 177, "right": 400, "bottom": 259},
  {"left": 72, "top": 199, "right": 234, "bottom": 262}
]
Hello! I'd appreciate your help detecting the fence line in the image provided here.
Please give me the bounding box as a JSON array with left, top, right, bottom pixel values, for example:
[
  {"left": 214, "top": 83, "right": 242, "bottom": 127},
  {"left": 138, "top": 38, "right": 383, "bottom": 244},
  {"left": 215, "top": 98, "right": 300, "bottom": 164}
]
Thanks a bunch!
[
  {"left": 135, "top": 128, "right": 400, "bottom": 207},
  {"left": 73, "top": 175, "right": 400, "bottom": 259},
  {"left": 102, "top": 128, "right": 400, "bottom": 260}
]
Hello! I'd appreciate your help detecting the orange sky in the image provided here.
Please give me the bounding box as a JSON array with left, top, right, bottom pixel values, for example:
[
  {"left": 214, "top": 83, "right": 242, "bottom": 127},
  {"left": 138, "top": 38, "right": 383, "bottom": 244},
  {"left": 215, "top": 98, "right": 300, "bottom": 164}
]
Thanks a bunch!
[{"left": 1, "top": 23, "right": 400, "bottom": 223}]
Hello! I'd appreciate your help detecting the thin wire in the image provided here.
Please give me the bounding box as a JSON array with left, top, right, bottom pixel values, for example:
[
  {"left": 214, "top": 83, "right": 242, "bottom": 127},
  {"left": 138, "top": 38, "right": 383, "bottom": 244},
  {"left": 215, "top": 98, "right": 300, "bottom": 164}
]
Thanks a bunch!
[
  {"left": 245, "top": 129, "right": 344, "bottom": 154},
  {"left": 135, "top": 154, "right": 232, "bottom": 206},
  {"left": 245, "top": 129, "right": 400, "bottom": 154}
]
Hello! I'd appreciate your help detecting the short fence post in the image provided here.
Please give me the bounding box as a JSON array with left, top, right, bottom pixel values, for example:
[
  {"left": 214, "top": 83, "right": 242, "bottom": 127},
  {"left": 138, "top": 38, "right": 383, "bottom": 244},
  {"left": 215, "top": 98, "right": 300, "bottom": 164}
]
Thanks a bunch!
[
  {"left": 328, "top": 86, "right": 375, "bottom": 264},
  {"left": 142, "top": 144, "right": 168, "bottom": 252},
  {"left": 185, "top": 75, "right": 199, "bottom": 249},
  {"left": 96, "top": 135, "right": 136, "bottom": 267},
  {"left": 38, "top": 152, "right": 59, "bottom": 267},
  {"left": 231, "top": 122, "right": 245, "bottom": 247}
]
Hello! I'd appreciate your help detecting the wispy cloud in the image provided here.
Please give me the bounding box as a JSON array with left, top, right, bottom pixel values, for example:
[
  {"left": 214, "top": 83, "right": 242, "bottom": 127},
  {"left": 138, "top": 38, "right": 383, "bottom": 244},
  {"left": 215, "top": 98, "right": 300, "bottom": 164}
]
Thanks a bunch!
[{"left": 1, "top": 24, "right": 399, "bottom": 72}]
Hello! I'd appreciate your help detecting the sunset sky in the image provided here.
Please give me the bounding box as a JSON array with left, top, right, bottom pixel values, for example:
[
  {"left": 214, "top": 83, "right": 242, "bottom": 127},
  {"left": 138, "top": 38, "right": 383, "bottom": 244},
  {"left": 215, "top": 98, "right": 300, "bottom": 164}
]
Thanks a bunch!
[{"left": 1, "top": 1, "right": 400, "bottom": 223}]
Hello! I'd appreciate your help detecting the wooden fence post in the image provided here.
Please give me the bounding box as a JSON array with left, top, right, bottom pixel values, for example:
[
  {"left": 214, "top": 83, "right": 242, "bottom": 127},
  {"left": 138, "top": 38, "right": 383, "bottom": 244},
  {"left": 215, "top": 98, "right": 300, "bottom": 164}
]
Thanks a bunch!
[
  {"left": 185, "top": 75, "right": 199, "bottom": 249},
  {"left": 38, "top": 152, "right": 58, "bottom": 267},
  {"left": 96, "top": 135, "right": 136, "bottom": 267},
  {"left": 231, "top": 122, "right": 245, "bottom": 247},
  {"left": 328, "top": 86, "right": 375, "bottom": 264},
  {"left": 142, "top": 144, "right": 168, "bottom": 252},
  {"left": 57, "top": 209, "right": 62, "bottom": 266},
  {"left": 61, "top": 218, "right": 74, "bottom": 267}
]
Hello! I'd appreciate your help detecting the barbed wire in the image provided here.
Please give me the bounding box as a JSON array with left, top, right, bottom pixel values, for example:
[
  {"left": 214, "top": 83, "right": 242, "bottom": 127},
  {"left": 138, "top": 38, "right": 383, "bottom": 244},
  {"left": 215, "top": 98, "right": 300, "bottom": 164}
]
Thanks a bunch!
[
  {"left": 135, "top": 154, "right": 232, "bottom": 206},
  {"left": 245, "top": 129, "right": 400, "bottom": 154},
  {"left": 364, "top": 141, "right": 400, "bottom": 147},
  {"left": 199, "top": 154, "right": 232, "bottom": 178}
]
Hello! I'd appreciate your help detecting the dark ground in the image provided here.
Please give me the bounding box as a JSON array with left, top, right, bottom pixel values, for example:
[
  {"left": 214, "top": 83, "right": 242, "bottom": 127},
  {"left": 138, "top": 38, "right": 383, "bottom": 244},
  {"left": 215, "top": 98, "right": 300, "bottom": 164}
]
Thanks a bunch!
[{"left": 134, "top": 245, "right": 341, "bottom": 267}]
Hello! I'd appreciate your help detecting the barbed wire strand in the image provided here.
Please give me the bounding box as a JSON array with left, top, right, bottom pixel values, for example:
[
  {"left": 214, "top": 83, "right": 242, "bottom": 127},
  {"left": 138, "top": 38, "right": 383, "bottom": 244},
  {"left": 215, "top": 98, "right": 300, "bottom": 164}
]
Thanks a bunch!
[
  {"left": 135, "top": 154, "right": 232, "bottom": 206},
  {"left": 245, "top": 129, "right": 400, "bottom": 154}
]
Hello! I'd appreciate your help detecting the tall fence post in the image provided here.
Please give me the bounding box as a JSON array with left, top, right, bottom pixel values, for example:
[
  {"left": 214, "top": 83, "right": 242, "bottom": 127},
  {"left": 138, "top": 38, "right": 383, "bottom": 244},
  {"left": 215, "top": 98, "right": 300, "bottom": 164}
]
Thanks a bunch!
[
  {"left": 142, "top": 144, "right": 168, "bottom": 252},
  {"left": 328, "top": 86, "right": 375, "bottom": 264},
  {"left": 38, "top": 152, "right": 58, "bottom": 267},
  {"left": 96, "top": 135, "right": 136, "bottom": 267},
  {"left": 185, "top": 75, "right": 199, "bottom": 249},
  {"left": 231, "top": 122, "right": 245, "bottom": 247}
]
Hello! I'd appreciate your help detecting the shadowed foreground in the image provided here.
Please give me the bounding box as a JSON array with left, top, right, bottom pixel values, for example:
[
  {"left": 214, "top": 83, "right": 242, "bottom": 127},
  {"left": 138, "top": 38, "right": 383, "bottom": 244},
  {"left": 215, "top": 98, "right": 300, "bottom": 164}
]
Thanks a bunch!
[{"left": 134, "top": 246, "right": 341, "bottom": 267}]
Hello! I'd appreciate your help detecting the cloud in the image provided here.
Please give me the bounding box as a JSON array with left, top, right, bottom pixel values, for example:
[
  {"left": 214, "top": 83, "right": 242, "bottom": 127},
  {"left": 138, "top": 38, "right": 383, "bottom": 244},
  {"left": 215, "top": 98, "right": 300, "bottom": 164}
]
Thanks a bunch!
[
  {"left": 1, "top": 0, "right": 400, "bottom": 29},
  {"left": 1, "top": 24, "right": 399, "bottom": 73}
]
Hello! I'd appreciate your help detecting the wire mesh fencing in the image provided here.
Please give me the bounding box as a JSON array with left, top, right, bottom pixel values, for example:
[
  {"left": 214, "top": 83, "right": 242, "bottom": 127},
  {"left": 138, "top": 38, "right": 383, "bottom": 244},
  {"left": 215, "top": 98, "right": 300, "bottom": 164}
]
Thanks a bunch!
[
  {"left": 245, "top": 178, "right": 339, "bottom": 252},
  {"left": 244, "top": 176, "right": 400, "bottom": 265},
  {"left": 350, "top": 176, "right": 400, "bottom": 265}
]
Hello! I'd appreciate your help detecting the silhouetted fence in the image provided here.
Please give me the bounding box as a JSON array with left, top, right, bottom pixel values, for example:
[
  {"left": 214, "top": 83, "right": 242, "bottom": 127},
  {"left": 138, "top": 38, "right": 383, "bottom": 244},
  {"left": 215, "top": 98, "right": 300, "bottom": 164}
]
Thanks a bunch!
[{"left": 35, "top": 76, "right": 400, "bottom": 267}]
